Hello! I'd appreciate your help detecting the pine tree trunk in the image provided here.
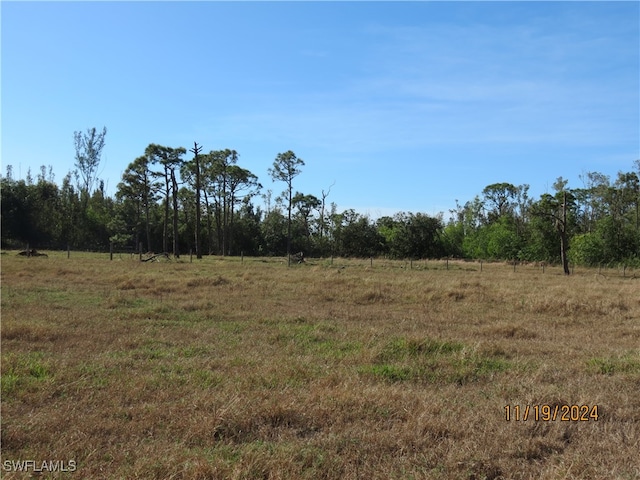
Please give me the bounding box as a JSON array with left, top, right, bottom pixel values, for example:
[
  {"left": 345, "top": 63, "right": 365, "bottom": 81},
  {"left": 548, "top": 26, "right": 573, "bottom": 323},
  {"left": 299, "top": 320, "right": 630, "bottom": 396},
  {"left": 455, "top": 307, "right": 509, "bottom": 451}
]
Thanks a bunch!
[
  {"left": 560, "top": 191, "right": 569, "bottom": 275},
  {"left": 560, "top": 230, "right": 570, "bottom": 275},
  {"left": 171, "top": 169, "right": 180, "bottom": 258},
  {"left": 195, "top": 151, "right": 202, "bottom": 259}
]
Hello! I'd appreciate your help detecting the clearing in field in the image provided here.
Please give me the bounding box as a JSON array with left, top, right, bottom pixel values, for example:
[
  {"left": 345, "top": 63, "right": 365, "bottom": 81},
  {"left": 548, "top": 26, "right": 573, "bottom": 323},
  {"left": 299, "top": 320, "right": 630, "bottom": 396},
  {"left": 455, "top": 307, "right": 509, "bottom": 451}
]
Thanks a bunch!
[{"left": 1, "top": 253, "right": 639, "bottom": 479}]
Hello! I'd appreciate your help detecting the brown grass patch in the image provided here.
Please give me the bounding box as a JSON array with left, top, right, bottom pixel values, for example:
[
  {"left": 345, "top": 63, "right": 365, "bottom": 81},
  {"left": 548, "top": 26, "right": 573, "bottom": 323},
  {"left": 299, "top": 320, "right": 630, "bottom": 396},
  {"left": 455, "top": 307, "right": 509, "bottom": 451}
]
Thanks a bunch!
[
  {"left": 1, "top": 323, "right": 62, "bottom": 343},
  {"left": 484, "top": 324, "right": 538, "bottom": 340},
  {"left": 186, "top": 275, "right": 230, "bottom": 287},
  {"left": 1, "top": 255, "right": 639, "bottom": 478}
]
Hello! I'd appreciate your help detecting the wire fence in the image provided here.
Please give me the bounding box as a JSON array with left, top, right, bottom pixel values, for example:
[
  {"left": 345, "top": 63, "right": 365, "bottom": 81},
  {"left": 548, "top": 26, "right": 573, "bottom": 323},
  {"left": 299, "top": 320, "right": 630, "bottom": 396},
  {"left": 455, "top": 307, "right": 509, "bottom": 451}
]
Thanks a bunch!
[{"left": 5, "top": 248, "right": 637, "bottom": 279}]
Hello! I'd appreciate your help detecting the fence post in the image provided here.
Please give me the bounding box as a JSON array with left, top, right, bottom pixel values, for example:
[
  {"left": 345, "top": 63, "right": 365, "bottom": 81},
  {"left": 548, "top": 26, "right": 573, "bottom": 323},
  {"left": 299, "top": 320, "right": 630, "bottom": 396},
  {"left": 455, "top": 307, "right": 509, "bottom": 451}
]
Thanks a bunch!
[
  {"left": 139, "top": 242, "right": 143, "bottom": 261},
  {"left": 446, "top": 258, "right": 449, "bottom": 270},
  {"left": 370, "top": 257, "right": 373, "bottom": 268},
  {"left": 110, "top": 241, "right": 113, "bottom": 261},
  {"left": 480, "top": 260, "right": 483, "bottom": 272},
  {"left": 67, "top": 244, "right": 70, "bottom": 259}
]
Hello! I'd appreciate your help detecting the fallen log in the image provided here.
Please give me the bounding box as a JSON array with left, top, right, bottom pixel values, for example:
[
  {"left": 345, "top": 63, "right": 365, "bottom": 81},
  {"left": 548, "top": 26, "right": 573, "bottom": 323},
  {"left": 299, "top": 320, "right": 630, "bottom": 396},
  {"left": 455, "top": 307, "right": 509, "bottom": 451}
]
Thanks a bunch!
[
  {"left": 141, "top": 253, "right": 171, "bottom": 262},
  {"left": 17, "top": 249, "right": 48, "bottom": 257}
]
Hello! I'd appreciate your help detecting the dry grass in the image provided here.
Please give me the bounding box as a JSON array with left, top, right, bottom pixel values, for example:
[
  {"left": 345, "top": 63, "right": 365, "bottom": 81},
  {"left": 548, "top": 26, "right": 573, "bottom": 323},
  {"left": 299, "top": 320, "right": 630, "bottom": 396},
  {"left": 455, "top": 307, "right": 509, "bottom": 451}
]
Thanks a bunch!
[{"left": 1, "top": 252, "right": 639, "bottom": 479}]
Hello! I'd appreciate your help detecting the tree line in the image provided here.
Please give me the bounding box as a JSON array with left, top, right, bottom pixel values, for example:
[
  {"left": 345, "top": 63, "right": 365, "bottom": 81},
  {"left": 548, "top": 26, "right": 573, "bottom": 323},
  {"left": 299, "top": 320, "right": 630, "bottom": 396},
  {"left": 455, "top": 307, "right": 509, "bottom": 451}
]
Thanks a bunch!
[{"left": 2, "top": 127, "right": 639, "bottom": 271}]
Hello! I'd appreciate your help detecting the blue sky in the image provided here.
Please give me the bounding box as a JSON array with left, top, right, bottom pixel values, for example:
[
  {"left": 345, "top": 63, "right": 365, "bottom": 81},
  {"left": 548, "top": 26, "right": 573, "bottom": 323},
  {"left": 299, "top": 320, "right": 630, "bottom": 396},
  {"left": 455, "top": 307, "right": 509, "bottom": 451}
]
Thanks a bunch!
[{"left": 2, "top": 1, "right": 639, "bottom": 219}]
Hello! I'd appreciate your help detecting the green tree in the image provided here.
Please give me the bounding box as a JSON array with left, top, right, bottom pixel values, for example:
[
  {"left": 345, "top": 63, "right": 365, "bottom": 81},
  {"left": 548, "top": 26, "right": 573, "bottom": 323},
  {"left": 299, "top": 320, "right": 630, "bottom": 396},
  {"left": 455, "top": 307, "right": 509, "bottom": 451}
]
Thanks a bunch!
[
  {"left": 197, "top": 149, "right": 259, "bottom": 255},
  {"left": 573, "top": 167, "right": 639, "bottom": 264},
  {"left": 227, "top": 165, "right": 261, "bottom": 255},
  {"left": 210, "top": 149, "right": 236, "bottom": 255},
  {"left": 189, "top": 142, "right": 204, "bottom": 259},
  {"left": 74, "top": 126, "right": 107, "bottom": 198},
  {"left": 177, "top": 186, "right": 196, "bottom": 253},
  {"left": 575, "top": 171, "right": 610, "bottom": 233},
  {"left": 441, "top": 222, "right": 465, "bottom": 258},
  {"left": 332, "top": 210, "right": 383, "bottom": 258},
  {"left": 59, "top": 172, "right": 81, "bottom": 249},
  {"left": 610, "top": 171, "right": 640, "bottom": 259},
  {"left": 196, "top": 152, "right": 217, "bottom": 254},
  {"left": 116, "top": 155, "right": 159, "bottom": 251},
  {"left": 530, "top": 178, "right": 576, "bottom": 274},
  {"left": 1, "top": 175, "right": 34, "bottom": 247},
  {"left": 261, "top": 208, "right": 287, "bottom": 255},
  {"left": 482, "top": 182, "right": 518, "bottom": 222},
  {"left": 569, "top": 233, "right": 606, "bottom": 266},
  {"left": 147, "top": 144, "right": 186, "bottom": 256},
  {"left": 232, "top": 199, "right": 263, "bottom": 256},
  {"left": 84, "top": 183, "right": 116, "bottom": 250},
  {"left": 269, "top": 151, "right": 304, "bottom": 264},
  {"left": 485, "top": 218, "right": 520, "bottom": 260},
  {"left": 448, "top": 197, "right": 482, "bottom": 259},
  {"left": 519, "top": 212, "right": 557, "bottom": 262},
  {"left": 292, "top": 192, "right": 321, "bottom": 253},
  {"left": 377, "top": 212, "right": 444, "bottom": 259}
]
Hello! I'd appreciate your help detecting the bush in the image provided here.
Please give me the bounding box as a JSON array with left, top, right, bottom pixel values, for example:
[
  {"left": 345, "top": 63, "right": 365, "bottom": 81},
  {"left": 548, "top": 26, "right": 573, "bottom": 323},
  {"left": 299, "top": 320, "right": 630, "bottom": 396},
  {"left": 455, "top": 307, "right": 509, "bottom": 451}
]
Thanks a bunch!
[{"left": 569, "top": 233, "right": 606, "bottom": 267}]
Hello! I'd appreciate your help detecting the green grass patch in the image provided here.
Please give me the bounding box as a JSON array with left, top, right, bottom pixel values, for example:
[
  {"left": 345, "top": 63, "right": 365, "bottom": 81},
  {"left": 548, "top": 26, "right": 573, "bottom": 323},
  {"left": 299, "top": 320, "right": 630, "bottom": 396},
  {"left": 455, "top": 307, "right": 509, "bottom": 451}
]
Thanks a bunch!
[
  {"left": 3, "top": 285, "right": 105, "bottom": 310},
  {"left": 587, "top": 351, "right": 640, "bottom": 375},
  {"left": 131, "top": 343, "right": 172, "bottom": 360},
  {"left": 179, "top": 345, "right": 212, "bottom": 358},
  {"left": 375, "top": 336, "right": 465, "bottom": 363},
  {"left": 1, "top": 351, "right": 52, "bottom": 398},
  {"left": 216, "top": 321, "right": 248, "bottom": 335},
  {"left": 76, "top": 361, "right": 117, "bottom": 388},
  {"left": 363, "top": 364, "right": 413, "bottom": 382},
  {"left": 364, "top": 336, "right": 510, "bottom": 384},
  {"left": 273, "top": 320, "right": 361, "bottom": 359},
  {"left": 193, "top": 369, "right": 224, "bottom": 389}
]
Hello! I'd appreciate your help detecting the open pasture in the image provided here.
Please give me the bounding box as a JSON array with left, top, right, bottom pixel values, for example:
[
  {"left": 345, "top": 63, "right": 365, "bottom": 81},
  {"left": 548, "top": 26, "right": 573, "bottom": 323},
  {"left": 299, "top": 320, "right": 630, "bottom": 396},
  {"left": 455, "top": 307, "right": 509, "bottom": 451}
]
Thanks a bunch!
[{"left": 1, "top": 253, "right": 639, "bottom": 479}]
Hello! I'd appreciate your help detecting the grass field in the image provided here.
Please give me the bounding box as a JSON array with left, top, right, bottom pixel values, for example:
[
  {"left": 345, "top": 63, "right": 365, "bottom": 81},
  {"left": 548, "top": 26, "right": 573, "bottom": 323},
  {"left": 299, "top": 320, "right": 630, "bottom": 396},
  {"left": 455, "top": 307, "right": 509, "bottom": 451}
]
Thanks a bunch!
[{"left": 1, "top": 252, "right": 639, "bottom": 479}]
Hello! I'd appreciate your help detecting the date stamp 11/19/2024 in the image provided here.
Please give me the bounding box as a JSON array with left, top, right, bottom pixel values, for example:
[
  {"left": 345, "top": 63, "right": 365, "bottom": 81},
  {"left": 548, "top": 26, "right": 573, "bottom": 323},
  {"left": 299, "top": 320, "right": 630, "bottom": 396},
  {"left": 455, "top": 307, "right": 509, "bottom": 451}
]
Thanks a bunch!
[{"left": 504, "top": 404, "right": 599, "bottom": 422}]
